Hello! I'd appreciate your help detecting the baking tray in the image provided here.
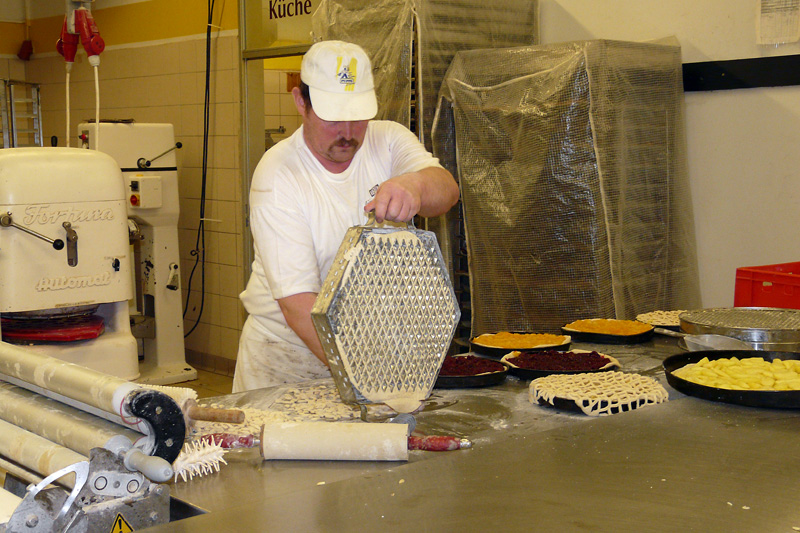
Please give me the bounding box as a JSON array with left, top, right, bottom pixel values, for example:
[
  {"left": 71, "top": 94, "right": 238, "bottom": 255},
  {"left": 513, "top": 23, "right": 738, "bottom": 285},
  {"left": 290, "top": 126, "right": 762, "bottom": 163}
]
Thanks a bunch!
[
  {"left": 470, "top": 334, "right": 571, "bottom": 359},
  {"left": 501, "top": 349, "right": 619, "bottom": 380},
  {"left": 680, "top": 307, "right": 800, "bottom": 351},
  {"left": 663, "top": 350, "right": 800, "bottom": 409},
  {"left": 435, "top": 363, "right": 509, "bottom": 389}
]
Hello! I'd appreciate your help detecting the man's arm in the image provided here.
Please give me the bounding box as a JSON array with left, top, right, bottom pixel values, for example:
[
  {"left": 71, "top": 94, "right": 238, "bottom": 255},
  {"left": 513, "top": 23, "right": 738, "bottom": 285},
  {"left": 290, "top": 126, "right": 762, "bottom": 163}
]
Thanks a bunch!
[
  {"left": 364, "top": 166, "right": 459, "bottom": 223},
  {"left": 277, "top": 292, "right": 329, "bottom": 367}
]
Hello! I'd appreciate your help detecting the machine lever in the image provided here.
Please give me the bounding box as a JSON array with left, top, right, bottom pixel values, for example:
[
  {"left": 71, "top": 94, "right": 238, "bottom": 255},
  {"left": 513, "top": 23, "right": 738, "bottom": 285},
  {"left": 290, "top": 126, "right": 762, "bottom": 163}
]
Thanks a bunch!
[
  {"left": 166, "top": 262, "right": 180, "bottom": 290},
  {"left": 137, "top": 142, "right": 183, "bottom": 169},
  {"left": 0, "top": 212, "right": 65, "bottom": 250},
  {"left": 63, "top": 222, "right": 79, "bottom": 267}
]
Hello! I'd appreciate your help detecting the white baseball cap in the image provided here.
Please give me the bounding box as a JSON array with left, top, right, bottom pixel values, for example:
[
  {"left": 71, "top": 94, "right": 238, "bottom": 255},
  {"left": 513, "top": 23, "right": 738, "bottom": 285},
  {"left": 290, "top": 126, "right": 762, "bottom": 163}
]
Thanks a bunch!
[{"left": 301, "top": 40, "right": 378, "bottom": 122}]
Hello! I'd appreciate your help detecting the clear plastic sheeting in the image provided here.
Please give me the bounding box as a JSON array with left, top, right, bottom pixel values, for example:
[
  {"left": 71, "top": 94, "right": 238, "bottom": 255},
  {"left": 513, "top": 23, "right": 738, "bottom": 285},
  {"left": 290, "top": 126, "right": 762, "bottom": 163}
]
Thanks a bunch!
[
  {"left": 312, "top": 0, "right": 539, "bottom": 143},
  {"left": 415, "top": 0, "right": 539, "bottom": 151},
  {"left": 311, "top": 1, "right": 539, "bottom": 298},
  {"left": 414, "top": 0, "right": 539, "bottom": 296},
  {"left": 312, "top": 0, "right": 415, "bottom": 127},
  {"left": 432, "top": 39, "right": 701, "bottom": 335}
]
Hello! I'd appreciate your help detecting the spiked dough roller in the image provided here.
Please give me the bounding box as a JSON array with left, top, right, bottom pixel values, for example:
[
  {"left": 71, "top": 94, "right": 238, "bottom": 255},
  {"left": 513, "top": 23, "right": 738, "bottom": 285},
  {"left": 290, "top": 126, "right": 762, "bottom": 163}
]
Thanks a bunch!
[{"left": 312, "top": 215, "right": 461, "bottom": 414}]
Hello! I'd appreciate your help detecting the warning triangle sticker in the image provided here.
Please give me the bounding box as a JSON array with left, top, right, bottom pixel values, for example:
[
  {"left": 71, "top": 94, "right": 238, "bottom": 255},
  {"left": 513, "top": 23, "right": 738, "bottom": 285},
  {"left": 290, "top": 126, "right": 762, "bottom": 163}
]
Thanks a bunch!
[{"left": 110, "top": 513, "right": 134, "bottom": 533}]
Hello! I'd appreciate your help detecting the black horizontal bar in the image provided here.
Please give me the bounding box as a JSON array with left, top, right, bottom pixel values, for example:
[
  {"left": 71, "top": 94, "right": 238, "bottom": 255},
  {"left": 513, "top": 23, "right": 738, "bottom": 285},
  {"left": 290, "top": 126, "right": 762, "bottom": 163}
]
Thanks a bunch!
[
  {"left": 683, "top": 54, "right": 800, "bottom": 92},
  {"left": 121, "top": 167, "right": 177, "bottom": 172}
]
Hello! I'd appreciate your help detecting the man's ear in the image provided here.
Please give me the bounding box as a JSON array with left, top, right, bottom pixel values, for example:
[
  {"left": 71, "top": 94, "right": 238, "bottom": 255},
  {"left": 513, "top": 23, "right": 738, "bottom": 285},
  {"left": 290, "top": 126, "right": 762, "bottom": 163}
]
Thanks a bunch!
[{"left": 291, "top": 86, "right": 306, "bottom": 115}]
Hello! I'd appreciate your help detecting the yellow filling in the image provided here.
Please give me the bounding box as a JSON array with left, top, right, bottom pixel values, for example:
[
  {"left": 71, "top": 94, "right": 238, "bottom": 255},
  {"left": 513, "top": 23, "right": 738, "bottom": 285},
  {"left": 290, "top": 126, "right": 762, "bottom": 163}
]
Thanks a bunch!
[
  {"left": 565, "top": 319, "right": 652, "bottom": 336},
  {"left": 473, "top": 332, "right": 567, "bottom": 349},
  {"left": 674, "top": 356, "right": 800, "bottom": 391}
]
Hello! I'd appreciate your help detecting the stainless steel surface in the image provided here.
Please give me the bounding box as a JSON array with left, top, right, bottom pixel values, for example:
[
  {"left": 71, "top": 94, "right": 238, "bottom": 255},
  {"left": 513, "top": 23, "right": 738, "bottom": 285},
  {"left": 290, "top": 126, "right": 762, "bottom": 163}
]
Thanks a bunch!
[
  {"left": 681, "top": 307, "right": 800, "bottom": 350},
  {"left": 150, "top": 338, "right": 800, "bottom": 531},
  {"left": 653, "top": 326, "right": 755, "bottom": 351}
]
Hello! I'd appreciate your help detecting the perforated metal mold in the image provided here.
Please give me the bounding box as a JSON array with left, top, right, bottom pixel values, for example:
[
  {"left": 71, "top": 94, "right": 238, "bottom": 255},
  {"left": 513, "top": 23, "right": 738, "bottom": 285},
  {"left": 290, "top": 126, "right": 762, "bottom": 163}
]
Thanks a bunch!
[
  {"left": 680, "top": 307, "right": 800, "bottom": 350},
  {"left": 311, "top": 218, "right": 460, "bottom": 413}
]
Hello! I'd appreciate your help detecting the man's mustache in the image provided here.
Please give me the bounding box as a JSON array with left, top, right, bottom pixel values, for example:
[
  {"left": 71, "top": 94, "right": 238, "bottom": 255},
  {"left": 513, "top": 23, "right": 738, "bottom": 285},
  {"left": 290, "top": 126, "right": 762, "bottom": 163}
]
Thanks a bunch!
[{"left": 334, "top": 138, "right": 359, "bottom": 148}]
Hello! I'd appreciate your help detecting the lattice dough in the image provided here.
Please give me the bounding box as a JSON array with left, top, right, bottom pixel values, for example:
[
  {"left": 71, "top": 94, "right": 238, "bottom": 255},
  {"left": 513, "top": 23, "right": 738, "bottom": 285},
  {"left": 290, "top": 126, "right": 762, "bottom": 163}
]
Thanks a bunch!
[
  {"left": 635, "top": 310, "right": 686, "bottom": 326},
  {"left": 529, "top": 372, "right": 668, "bottom": 416}
]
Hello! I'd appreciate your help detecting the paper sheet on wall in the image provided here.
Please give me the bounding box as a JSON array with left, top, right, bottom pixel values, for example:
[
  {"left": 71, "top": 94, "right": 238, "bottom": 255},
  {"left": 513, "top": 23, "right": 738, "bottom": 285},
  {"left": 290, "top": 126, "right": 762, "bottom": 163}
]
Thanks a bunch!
[{"left": 758, "top": 0, "right": 800, "bottom": 45}]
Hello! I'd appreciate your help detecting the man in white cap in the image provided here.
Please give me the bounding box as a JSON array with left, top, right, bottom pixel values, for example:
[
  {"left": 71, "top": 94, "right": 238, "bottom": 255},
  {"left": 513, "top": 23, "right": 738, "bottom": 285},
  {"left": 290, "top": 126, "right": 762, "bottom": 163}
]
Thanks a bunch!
[{"left": 233, "top": 40, "right": 459, "bottom": 392}]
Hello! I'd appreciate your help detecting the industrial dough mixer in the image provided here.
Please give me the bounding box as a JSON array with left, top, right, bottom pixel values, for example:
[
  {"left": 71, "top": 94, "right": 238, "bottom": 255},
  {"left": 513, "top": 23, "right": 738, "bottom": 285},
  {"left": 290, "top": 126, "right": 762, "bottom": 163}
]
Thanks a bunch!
[
  {"left": 0, "top": 147, "right": 138, "bottom": 379},
  {"left": 78, "top": 122, "right": 196, "bottom": 385}
]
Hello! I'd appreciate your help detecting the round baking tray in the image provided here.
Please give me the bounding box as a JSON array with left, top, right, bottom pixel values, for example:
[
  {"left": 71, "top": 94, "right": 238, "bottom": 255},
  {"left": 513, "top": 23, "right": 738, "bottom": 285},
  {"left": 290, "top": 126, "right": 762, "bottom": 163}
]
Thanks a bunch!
[
  {"left": 470, "top": 333, "right": 571, "bottom": 359},
  {"left": 560, "top": 325, "right": 654, "bottom": 345},
  {"left": 501, "top": 349, "right": 620, "bottom": 380},
  {"left": 663, "top": 350, "right": 800, "bottom": 409},
  {"left": 680, "top": 307, "right": 800, "bottom": 351},
  {"left": 435, "top": 355, "right": 508, "bottom": 389}
]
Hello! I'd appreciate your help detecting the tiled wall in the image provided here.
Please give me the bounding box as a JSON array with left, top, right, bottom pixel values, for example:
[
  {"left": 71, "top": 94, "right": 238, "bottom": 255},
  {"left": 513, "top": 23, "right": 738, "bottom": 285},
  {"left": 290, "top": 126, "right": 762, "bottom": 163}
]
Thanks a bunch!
[
  {"left": 23, "top": 32, "right": 246, "bottom": 377},
  {"left": 0, "top": 57, "right": 25, "bottom": 81},
  {"left": 263, "top": 68, "right": 302, "bottom": 147}
]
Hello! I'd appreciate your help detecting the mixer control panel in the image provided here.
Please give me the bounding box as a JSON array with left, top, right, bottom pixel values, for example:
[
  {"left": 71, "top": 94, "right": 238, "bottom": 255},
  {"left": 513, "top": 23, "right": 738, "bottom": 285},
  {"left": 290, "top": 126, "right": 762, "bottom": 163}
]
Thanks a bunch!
[{"left": 127, "top": 175, "right": 163, "bottom": 209}]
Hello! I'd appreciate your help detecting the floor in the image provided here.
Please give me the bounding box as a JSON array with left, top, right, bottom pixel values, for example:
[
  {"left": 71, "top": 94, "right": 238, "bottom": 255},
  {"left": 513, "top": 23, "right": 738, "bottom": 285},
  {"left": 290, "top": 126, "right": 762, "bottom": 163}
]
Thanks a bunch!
[{"left": 172, "top": 368, "right": 234, "bottom": 399}]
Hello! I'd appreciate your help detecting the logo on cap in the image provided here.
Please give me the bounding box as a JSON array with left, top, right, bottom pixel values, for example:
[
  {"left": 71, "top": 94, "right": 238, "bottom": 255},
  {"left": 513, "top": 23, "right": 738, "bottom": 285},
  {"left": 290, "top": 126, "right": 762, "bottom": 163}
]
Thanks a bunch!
[{"left": 336, "top": 57, "right": 357, "bottom": 92}]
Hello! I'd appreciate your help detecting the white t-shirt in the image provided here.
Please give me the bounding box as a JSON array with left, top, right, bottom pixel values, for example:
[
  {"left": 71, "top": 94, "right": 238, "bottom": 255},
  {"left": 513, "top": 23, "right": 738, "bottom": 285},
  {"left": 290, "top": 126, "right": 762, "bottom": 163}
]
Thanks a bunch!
[{"left": 239, "top": 120, "right": 443, "bottom": 364}]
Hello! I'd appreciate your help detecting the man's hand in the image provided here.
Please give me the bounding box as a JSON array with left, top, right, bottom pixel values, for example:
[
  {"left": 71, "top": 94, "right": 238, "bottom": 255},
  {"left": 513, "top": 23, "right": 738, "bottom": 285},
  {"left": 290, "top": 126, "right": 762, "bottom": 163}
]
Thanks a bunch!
[
  {"left": 365, "top": 177, "right": 422, "bottom": 223},
  {"left": 364, "top": 166, "right": 459, "bottom": 223}
]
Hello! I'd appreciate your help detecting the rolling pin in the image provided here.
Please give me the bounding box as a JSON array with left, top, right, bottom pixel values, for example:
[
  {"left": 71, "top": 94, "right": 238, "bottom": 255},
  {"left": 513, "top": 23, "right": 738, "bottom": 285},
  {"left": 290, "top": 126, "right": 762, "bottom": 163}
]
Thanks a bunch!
[
  {"left": 260, "top": 421, "right": 409, "bottom": 461},
  {"left": 199, "top": 427, "right": 472, "bottom": 456}
]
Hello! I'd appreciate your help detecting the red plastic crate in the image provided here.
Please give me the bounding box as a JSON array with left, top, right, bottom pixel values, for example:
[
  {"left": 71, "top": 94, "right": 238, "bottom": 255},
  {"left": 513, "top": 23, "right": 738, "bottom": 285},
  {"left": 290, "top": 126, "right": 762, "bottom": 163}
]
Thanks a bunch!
[{"left": 734, "top": 261, "right": 800, "bottom": 309}]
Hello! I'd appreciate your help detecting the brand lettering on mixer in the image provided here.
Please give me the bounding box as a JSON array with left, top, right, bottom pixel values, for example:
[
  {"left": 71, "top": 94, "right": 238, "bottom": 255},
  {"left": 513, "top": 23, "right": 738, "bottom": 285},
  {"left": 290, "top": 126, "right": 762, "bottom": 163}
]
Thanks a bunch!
[
  {"left": 35, "top": 272, "right": 112, "bottom": 292},
  {"left": 23, "top": 205, "right": 115, "bottom": 225}
]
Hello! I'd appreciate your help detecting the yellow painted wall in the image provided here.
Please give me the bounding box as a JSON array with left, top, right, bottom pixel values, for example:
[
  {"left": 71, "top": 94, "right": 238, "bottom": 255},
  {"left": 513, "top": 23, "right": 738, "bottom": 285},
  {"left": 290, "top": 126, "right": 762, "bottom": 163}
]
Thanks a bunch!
[
  {"left": 1, "top": 0, "right": 239, "bottom": 56},
  {"left": 0, "top": 21, "right": 27, "bottom": 56}
]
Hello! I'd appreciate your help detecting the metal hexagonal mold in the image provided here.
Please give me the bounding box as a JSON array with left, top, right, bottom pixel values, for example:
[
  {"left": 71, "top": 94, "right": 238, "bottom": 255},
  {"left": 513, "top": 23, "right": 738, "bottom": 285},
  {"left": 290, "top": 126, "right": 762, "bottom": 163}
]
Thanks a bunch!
[{"left": 311, "top": 218, "right": 460, "bottom": 414}]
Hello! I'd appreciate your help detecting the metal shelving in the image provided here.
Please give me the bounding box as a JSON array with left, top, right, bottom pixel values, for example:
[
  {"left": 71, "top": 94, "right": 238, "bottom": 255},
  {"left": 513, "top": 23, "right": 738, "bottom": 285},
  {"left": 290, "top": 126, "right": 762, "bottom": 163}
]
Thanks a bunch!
[{"left": 1, "top": 80, "right": 43, "bottom": 148}]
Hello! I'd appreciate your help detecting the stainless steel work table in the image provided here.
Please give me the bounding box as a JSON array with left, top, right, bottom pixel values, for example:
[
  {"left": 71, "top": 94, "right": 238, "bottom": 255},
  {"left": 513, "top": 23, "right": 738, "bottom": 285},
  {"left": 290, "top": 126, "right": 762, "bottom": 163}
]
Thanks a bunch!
[{"left": 150, "top": 338, "right": 800, "bottom": 532}]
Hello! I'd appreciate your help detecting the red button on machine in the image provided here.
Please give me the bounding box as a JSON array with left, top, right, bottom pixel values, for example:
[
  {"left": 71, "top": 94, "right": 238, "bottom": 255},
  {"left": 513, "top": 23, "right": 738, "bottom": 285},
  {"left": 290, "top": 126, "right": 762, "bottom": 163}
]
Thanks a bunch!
[{"left": 130, "top": 194, "right": 140, "bottom": 206}]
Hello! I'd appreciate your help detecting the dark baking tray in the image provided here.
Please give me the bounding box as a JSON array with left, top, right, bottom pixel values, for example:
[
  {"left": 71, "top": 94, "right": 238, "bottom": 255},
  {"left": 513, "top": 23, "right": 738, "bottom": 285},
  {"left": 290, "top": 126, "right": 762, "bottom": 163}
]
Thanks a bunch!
[
  {"left": 435, "top": 367, "right": 508, "bottom": 389},
  {"left": 470, "top": 335, "right": 571, "bottom": 359},
  {"left": 560, "top": 327, "right": 654, "bottom": 345},
  {"left": 647, "top": 324, "right": 681, "bottom": 332},
  {"left": 501, "top": 350, "right": 619, "bottom": 381},
  {"left": 663, "top": 350, "right": 800, "bottom": 409}
]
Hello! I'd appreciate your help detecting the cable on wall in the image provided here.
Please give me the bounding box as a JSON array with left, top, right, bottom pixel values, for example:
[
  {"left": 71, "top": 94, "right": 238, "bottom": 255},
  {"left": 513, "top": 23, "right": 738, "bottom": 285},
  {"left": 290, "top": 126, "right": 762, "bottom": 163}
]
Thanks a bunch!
[{"left": 183, "top": 0, "right": 217, "bottom": 337}]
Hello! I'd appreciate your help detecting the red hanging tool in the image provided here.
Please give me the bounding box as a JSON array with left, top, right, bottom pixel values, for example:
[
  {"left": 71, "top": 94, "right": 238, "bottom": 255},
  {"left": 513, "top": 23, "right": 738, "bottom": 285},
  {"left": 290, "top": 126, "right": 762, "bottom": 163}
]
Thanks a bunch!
[{"left": 56, "top": 6, "right": 105, "bottom": 67}]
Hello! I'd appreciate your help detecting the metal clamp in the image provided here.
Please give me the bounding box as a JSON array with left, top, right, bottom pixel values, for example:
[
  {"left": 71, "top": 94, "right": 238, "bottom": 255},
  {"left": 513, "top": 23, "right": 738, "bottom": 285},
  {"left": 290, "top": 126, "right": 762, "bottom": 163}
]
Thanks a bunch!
[{"left": 63, "top": 222, "right": 78, "bottom": 266}]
